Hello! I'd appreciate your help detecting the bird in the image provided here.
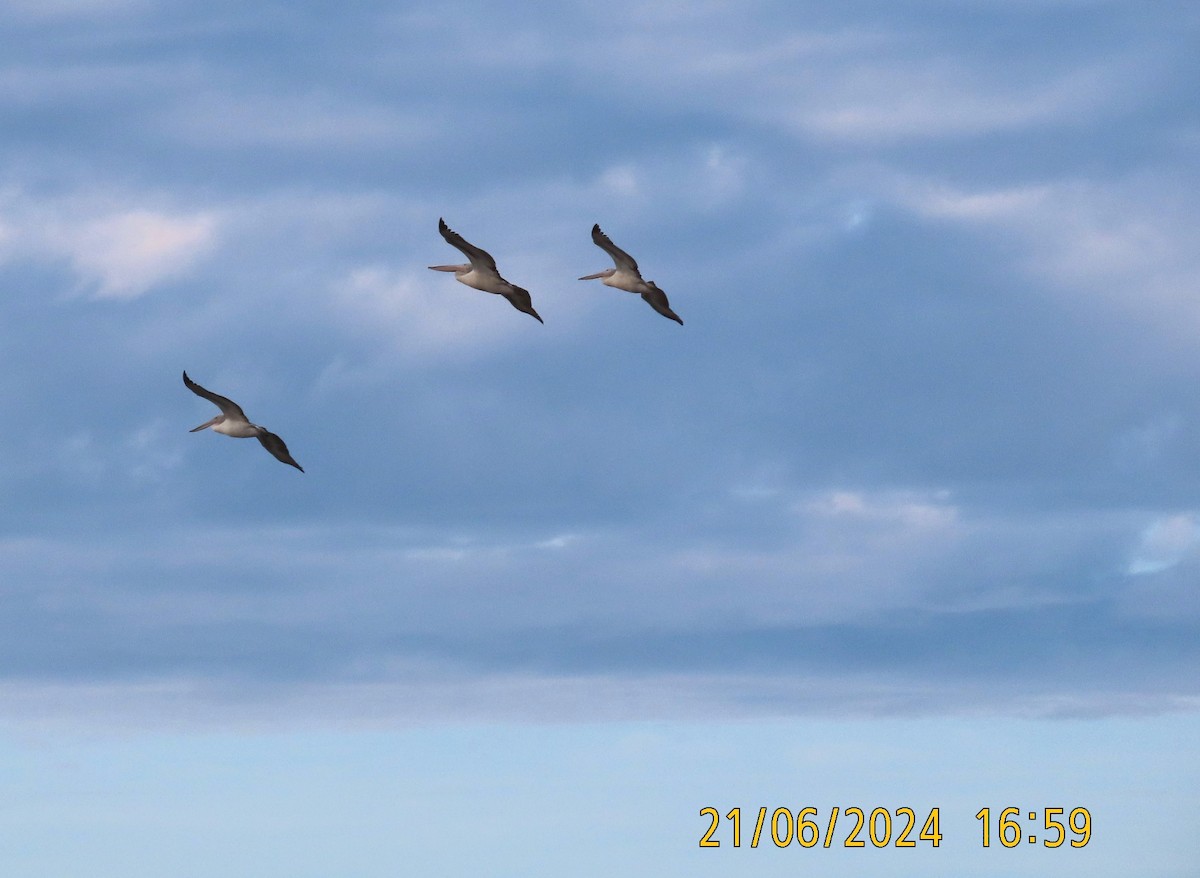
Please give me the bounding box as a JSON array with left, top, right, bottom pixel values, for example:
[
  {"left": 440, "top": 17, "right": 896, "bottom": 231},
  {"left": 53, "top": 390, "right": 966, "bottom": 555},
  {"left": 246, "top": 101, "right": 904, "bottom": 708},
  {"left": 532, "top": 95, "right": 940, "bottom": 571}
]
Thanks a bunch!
[
  {"left": 182, "top": 371, "right": 304, "bottom": 472},
  {"left": 428, "top": 218, "right": 543, "bottom": 323},
  {"left": 579, "top": 224, "right": 682, "bottom": 324}
]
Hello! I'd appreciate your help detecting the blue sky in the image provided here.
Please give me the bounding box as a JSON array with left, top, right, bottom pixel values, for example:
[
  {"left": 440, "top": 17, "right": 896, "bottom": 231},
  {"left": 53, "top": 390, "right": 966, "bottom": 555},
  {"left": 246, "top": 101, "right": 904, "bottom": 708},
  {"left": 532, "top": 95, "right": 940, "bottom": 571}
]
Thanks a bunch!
[{"left": 1, "top": 0, "right": 1198, "bottom": 875}]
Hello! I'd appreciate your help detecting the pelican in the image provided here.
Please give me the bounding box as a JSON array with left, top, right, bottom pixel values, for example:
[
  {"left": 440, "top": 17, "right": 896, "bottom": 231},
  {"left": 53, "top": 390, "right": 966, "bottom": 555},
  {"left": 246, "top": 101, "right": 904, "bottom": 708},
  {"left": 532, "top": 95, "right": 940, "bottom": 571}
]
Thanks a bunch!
[
  {"left": 428, "top": 218, "right": 543, "bottom": 323},
  {"left": 183, "top": 371, "right": 304, "bottom": 472},
  {"left": 579, "top": 224, "right": 683, "bottom": 325}
]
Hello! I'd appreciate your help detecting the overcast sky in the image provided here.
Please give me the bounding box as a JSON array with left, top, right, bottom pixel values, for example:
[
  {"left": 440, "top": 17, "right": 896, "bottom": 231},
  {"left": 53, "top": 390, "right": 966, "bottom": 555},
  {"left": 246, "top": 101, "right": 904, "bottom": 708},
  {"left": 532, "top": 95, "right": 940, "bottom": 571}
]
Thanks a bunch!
[{"left": 1, "top": 1, "right": 1198, "bottom": 875}]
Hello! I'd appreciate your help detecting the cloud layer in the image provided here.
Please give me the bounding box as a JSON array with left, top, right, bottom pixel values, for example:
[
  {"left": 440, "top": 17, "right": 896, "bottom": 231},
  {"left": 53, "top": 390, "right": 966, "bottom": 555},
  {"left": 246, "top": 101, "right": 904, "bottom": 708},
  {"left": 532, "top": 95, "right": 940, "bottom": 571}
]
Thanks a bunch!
[{"left": 1, "top": 0, "right": 1198, "bottom": 725}]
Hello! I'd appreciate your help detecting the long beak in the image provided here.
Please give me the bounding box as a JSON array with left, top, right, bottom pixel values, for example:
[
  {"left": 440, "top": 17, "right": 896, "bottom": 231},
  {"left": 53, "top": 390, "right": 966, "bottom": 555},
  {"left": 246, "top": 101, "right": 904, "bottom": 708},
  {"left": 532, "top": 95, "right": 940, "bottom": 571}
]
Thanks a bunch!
[
  {"left": 578, "top": 271, "right": 609, "bottom": 280},
  {"left": 428, "top": 264, "right": 466, "bottom": 272},
  {"left": 189, "top": 416, "right": 220, "bottom": 432}
]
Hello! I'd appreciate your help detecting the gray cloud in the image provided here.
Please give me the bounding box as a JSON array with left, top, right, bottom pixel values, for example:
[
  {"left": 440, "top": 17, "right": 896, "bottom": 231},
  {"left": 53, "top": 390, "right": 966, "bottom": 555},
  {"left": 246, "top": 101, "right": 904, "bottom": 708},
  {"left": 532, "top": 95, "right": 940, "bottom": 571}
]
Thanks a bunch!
[{"left": 1, "top": 0, "right": 1198, "bottom": 724}]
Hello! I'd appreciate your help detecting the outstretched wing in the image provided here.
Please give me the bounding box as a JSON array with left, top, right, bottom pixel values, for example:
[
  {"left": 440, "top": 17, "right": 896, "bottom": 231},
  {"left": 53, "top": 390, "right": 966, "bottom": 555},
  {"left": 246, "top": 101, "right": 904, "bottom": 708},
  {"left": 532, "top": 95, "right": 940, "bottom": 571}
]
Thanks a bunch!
[
  {"left": 501, "top": 287, "right": 544, "bottom": 323},
  {"left": 257, "top": 430, "right": 304, "bottom": 472},
  {"left": 591, "top": 224, "right": 640, "bottom": 273},
  {"left": 641, "top": 285, "right": 683, "bottom": 325},
  {"left": 439, "top": 218, "right": 498, "bottom": 274},
  {"left": 183, "top": 371, "right": 249, "bottom": 421}
]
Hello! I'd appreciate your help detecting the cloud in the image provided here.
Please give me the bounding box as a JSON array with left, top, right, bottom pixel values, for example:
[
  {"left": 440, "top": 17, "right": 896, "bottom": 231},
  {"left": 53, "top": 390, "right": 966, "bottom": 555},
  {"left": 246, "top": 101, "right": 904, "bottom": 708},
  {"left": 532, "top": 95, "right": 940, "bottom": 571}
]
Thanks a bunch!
[
  {"left": 0, "top": 0, "right": 1196, "bottom": 733},
  {"left": 37, "top": 420, "right": 184, "bottom": 489},
  {"left": 1117, "top": 529, "right": 1200, "bottom": 623},
  {"left": 160, "top": 90, "right": 441, "bottom": 151},
  {"left": 6, "top": 665, "right": 1193, "bottom": 733},
  {"left": 790, "top": 61, "right": 1121, "bottom": 142},
  {"left": 888, "top": 175, "right": 1200, "bottom": 337},
  {"left": 597, "top": 165, "right": 639, "bottom": 198},
  {"left": 1127, "top": 513, "right": 1200, "bottom": 576},
  {"left": 0, "top": 0, "right": 149, "bottom": 20},
  {"left": 0, "top": 191, "right": 217, "bottom": 299},
  {"left": 555, "top": 7, "right": 1153, "bottom": 149},
  {"left": 0, "top": 485, "right": 1178, "bottom": 718},
  {"left": 1109, "top": 413, "right": 1184, "bottom": 473},
  {"left": 56, "top": 208, "right": 217, "bottom": 299},
  {"left": 329, "top": 266, "right": 540, "bottom": 362}
]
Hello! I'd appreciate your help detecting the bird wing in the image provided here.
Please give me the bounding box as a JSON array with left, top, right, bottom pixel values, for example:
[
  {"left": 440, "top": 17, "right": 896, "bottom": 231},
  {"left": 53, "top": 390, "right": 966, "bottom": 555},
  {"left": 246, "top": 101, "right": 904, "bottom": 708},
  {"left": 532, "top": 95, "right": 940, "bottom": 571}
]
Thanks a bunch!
[
  {"left": 591, "top": 224, "right": 640, "bottom": 273},
  {"left": 641, "top": 285, "right": 684, "bottom": 325},
  {"left": 439, "top": 218, "right": 498, "bottom": 274},
  {"left": 502, "top": 287, "right": 543, "bottom": 323},
  {"left": 257, "top": 430, "right": 304, "bottom": 472},
  {"left": 183, "top": 371, "right": 249, "bottom": 421}
]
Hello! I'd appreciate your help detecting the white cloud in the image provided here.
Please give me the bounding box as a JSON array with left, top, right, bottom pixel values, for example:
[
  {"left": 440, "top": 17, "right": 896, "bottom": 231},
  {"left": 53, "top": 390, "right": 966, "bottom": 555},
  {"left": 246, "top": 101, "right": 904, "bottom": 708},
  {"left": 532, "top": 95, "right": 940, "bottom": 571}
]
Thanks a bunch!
[
  {"left": 55, "top": 208, "right": 216, "bottom": 299},
  {"left": 791, "top": 61, "right": 1118, "bottom": 142},
  {"left": 669, "top": 488, "right": 967, "bottom": 623},
  {"left": 563, "top": 144, "right": 752, "bottom": 226},
  {"left": 903, "top": 183, "right": 1052, "bottom": 221},
  {"left": 331, "top": 266, "right": 534, "bottom": 361},
  {"left": 1128, "top": 513, "right": 1200, "bottom": 575},
  {"left": 889, "top": 176, "right": 1200, "bottom": 337},
  {"left": 0, "top": 191, "right": 218, "bottom": 299},
  {"left": 801, "top": 488, "right": 958, "bottom": 529},
  {"left": 563, "top": 15, "right": 1143, "bottom": 145},
  {"left": 598, "top": 165, "right": 640, "bottom": 198}
]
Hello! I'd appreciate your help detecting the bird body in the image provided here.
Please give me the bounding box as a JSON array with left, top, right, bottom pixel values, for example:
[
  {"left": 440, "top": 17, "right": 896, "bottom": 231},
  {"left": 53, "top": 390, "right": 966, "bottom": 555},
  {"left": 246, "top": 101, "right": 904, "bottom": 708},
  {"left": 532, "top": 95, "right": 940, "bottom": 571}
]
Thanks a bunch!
[
  {"left": 206, "top": 418, "right": 259, "bottom": 439},
  {"left": 580, "top": 224, "right": 683, "bottom": 324},
  {"left": 183, "top": 371, "right": 304, "bottom": 472},
  {"left": 429, "top": 218, "right": 543, "bottom": 323}
]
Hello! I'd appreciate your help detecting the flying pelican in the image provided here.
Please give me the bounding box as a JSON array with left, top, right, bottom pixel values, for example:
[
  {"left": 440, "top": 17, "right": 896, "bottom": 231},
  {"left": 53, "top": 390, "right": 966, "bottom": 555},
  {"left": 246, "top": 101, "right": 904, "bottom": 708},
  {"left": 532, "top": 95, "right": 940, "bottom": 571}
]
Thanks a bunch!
[
  {"left": 183, "top": 371, "right": 304, "bottom": 472},
  {"left": 579, "top": 224, "right": 683, "bottom": 325},
  {"left": 428, "top": 218, "right": 543, "bottom": 323}
]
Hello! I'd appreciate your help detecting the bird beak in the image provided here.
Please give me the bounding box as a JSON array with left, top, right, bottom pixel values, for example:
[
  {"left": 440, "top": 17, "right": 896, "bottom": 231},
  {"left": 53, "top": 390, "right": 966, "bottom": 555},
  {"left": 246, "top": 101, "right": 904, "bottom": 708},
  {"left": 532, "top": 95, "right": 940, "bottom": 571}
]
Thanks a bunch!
[
  {"left": 578, "top": 271, "right": 608, "bottom": 280},
  {"left": 189, "top": 416, "right": 220, "bottom": 432}
]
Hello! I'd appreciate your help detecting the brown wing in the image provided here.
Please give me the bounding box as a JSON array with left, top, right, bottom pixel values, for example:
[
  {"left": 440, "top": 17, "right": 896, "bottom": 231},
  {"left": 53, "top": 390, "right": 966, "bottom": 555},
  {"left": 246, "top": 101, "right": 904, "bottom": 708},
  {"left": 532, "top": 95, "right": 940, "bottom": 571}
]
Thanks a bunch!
[
  {"left": 501, "top": 287, "right": 544, "bottom": 323},
  {"left": 183, "top": 371, "right": 249, "bottom": 421},
  {"left": 591, "top": 224, "right": 640, "bottom": 273},
  {"left": 257, "top": 430, "right": 304, "bottom": 472},
  {"left": 641, "top": 285, "right": 683, "bottom": 325},
  {"left": 439, "top": 218, "right": 499, "bottom": 274}
]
